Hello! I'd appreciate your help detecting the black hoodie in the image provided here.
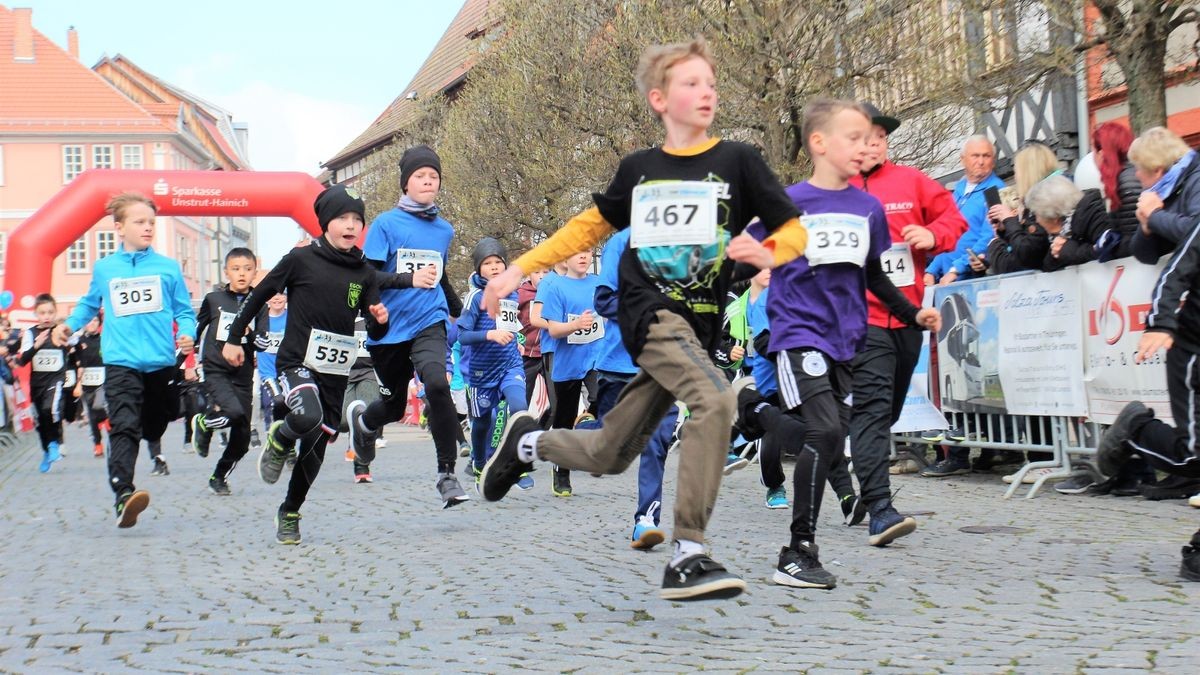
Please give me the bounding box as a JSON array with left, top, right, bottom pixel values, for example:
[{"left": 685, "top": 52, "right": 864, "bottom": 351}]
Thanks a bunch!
[
  {"left": 196, "top": 284, "right": 269, "bottom": 379},
  {"left": 227, "top": 238, "right": 387, "bottom": 376}
]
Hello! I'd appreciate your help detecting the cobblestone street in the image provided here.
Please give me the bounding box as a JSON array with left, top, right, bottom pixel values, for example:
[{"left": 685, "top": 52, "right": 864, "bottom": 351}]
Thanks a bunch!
[{"left": 1, "top": 421, "right": 1198, "bottom": 673}]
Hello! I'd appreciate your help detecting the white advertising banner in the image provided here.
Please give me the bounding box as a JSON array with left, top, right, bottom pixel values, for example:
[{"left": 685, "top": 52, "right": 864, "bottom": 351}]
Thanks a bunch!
[
  {"left": 1079, "top": 259, "right": 1172, "bottom": 425},
  {"left": 996, "top": 270, "right": 1087, "bottom": 416}
]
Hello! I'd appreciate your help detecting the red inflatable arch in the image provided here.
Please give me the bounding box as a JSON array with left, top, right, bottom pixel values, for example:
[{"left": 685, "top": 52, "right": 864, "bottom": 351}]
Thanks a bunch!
[{"left": 3, "top": 169, "right": 325, "bottom": 309}]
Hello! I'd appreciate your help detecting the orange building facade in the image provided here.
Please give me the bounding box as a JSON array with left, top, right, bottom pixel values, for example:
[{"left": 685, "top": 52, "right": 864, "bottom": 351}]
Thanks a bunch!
[{"left": 0, "top": 6, "right": 255, "bottom": 315}]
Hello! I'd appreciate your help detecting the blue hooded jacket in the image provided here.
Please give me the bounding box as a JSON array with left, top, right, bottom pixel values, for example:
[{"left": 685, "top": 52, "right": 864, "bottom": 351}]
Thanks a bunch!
[
  {"left": 458, "top": 273, "right": 521, "bottom": 387},
  {"left": 65, "top": 246, "right": 197, "bottom": 372}
]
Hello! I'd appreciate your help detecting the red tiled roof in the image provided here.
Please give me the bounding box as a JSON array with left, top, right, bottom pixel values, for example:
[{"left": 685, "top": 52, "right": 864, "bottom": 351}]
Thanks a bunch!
[
  {"left": 323, "top": 0, "right": 500, "bottom": 168},
  {"left": 0, "top": 5, "right": 173, "bottom": 135}
]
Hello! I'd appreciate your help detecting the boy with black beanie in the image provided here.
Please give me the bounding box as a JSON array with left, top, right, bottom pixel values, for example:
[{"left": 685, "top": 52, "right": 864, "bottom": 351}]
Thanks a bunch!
[
  {"left": 458, "top": 237, "right": 531, "bottom": 485},
  {"left": 347, "top": 144, "right": 470, "bottom": 509},
  {"left": 222, "top": 183, "right": 390, "bottom": 544}
]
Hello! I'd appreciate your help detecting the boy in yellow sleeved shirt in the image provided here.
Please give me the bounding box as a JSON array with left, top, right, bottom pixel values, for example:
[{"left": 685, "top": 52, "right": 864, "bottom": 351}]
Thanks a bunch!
[{"left": 479, "top": 37, "right": 806, "bottom": 601}]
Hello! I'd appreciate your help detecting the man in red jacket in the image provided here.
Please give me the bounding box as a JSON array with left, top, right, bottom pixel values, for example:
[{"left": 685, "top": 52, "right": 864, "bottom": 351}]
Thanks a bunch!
[{"left": 847, "top": 103, "right": 968, "bottom": 546}]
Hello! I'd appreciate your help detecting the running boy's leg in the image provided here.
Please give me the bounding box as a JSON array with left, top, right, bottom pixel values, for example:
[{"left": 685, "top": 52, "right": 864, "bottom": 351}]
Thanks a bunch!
[
  {"left": 104, "top": 366, "right": 145, "bottom": 497},
  {"left": 536, "top": 310, "right": 734, "bottom": 544},
  {"left": 212, "top": 378, "right": 254, "bottom": 481}
]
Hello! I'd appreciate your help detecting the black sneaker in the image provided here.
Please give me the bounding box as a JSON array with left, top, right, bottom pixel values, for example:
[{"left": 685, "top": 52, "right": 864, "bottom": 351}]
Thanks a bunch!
[
  {"left": 347, "top": 400, "right": 377, "bottom": 464},
  {"left": 660, "top": 553, "right": 747, "bottom": 600},
  {"left": 115, "top": 490, "right": 150, "bottom": 529},
  {"left": 1054, "top": 472, "right": 1096, "bottom": 495},
  {"left": 1140, "top": 474, "right": 1200, "bottom": 501},
  {"left": 1182, "top": 539, "right": 1200, "bottom": 582},
  {"left": 150, "top": 457, "right": 170, "bottom": 476},
  {"left": 867, "top": 503, "right": 917, "bottom": 547},
  {"left": 258, "top": 421, "right": 294, "bottom": 485},
  {"left": 552, "top": 467, "right": 573, "bottom": 497},
  {"left": 772, "top": 543, "right": 836, "bottom": 589},
  {"left": 479, "top": 411, "right": 537, "bottom": 502},
  {"left": 841, "top": 494, "right": 868, "bottom": 527},
  {"left": 920, "top": 457, "right": 971, "bottom": 477},
  {"left": 286, "top": 449, "right": 298, "bottom": 468},
  {"left": 208, "top": 475, "right": 232, "bottom": 496},
  {"left": 436, "top": 472, "right": 470, "bottom": 509},
  {"left": 275, "top": 508, "right": 301, "bottom": 545},
  {"left": 249, "top": 428, "right": 262, "bottom": 450},
  {"left": 945, "top": 427, "right": 967, "bottom": 443},
  {"left": 191, "top": 414, "right": 213, "bottom": 458},
  {"left": 1097, "top": 401, "right": 1149, "bottom": 476}
]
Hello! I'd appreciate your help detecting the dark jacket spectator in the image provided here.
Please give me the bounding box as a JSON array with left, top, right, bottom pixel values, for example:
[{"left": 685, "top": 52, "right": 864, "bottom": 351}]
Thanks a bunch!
[
  {"left": 1130, "top": 127, "right": 1200, "bottom": 263},
  {"left": 1023, "top": 176, "right": 1111, "bottom": 271}
]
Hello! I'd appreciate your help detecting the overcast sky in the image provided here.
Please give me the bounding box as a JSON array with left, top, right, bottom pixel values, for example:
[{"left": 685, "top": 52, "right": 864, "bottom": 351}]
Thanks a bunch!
[{"left": 20, "top": 0, "right": 462, "bottom": 266}]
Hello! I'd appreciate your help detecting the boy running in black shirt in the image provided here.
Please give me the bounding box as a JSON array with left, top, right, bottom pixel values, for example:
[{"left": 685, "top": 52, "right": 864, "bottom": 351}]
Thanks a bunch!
[
  {"left": 480, "top": 38, "right": 808, "bottom": 600},
  {"left": 221, "top": 185, "right": 389, "bottom": 544},
  {"left": 20, "top": 294, "right": 68, "bottom": 473},
  {"left": 193, "top": 248, "right": 269, "bottom": 495},
  {"left": 75, "top": 316, "right": 108, "bottom": 457}
]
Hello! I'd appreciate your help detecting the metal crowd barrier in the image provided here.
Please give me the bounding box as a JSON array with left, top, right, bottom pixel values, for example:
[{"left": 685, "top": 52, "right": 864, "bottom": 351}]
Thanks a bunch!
[{"left": 892, "top": 412, "right": 1107, "bottom": 499}]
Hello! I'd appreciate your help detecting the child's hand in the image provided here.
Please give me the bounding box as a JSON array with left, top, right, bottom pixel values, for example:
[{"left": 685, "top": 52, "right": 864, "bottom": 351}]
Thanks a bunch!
[
  {"left": 576, "top": 310, "right": 594, "bottom": 331},
  {"left": 52, "top": 324, "right": 72, "bottom": 346},
  {"left": 413, "top": 266, "right": 438, "bottom": 289},
  {"left": 73, "top": 383, "right": 83, "bottom": 398},
  {"left": 484, "top": 266, "right": 525, "bottom": 317},
  {"left": 34, "top": 329, "right": 50, "bottom": 348},
  {"left": 727, "top": 233, "right": 774, "bottom": 269},
  {"left": 487, "top": 329, "right": 515, "bottom": 345},
  {"left": 729, "top": 345, "right": 745, "bottom": 362},
  {"left": 369, "top": 303, "right": 389, "bottom": 324},
  {"left": 177, "top": 335, "right": 195, "bottom": 355},
  {"left": 915, "top": 308, "right": 941, "bottom": 332},
  {"left": 221, "top": 342, "right": 244, "bottom": 367}
]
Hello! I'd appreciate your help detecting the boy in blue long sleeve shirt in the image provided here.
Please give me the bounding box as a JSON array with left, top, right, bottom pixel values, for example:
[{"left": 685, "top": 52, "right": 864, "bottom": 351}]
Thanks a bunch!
[
  {"left": 458, "top": 238, "right": 531, "bottom": 488},
  {"left": 56, "top": 192, "right": 197, "bottom": 528}
]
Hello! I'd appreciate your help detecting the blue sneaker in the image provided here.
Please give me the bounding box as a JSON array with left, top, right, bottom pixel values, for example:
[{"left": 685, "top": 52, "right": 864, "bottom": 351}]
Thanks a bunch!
[
  {"left": 765, "top": 486, "right": 788, "bottom": 509},
  {"left": 516, "top": 472, "right": 534, "bottom": 491},
  {"left": 868, "top": 503, "right": 917, "bottom": 547},
  {"left": 47, "top": 441, "right": 62, "bottom": 464},
  {"left": 630, "top": 519, "right": 664, "bottom": 550},
  {"left": 38, "top": 452, "right": 52, "bottom": 473},
  {"left": 724, "top": 452, "right": 748, "bottom": 476}
]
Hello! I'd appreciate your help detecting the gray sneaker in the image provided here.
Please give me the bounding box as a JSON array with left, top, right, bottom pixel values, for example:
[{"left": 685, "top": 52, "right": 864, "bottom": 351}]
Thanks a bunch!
[
  {"left": 437, "top": 472, "right": 470, "bottom": 509},
  {"left": 258, "top": 421, "right": 293, "bottom": 485}
]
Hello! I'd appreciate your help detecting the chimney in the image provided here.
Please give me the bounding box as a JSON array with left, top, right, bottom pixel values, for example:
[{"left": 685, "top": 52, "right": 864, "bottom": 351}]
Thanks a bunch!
[
  {"left": 67, "top": 26, "right": 78, "bottom": 60},
  {"left": 13, "top": 8, "right": 34, "bottom": 62}
]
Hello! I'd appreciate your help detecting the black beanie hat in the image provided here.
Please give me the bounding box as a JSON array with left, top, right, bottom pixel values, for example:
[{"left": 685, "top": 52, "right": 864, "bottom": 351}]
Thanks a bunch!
[
  {"left": 400, "top": 145, "right": 442, "bottom": 193},
  {"left": 313, "top": 184, "right": 365, "bottom": 232},
  {"left": 472, "top": 237, "right": 507, "bottom": 273}
]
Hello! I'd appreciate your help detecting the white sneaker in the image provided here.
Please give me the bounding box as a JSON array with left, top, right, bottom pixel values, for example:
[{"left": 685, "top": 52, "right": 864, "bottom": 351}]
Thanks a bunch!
[
  {"left": 1002, "top": 467, "right": 1058, "bottom": 484},
  {"left": 1189, "top": 492, "right": 1200, "bottom": 508}
]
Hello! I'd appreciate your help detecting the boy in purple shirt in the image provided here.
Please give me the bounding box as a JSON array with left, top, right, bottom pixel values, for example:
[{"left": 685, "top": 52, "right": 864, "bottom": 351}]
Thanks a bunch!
[{"left": 765, "top": 99, "right": 939, "bottom": 590}]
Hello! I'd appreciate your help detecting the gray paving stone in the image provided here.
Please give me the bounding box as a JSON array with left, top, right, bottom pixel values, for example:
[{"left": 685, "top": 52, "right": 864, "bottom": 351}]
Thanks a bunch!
[{"left": 1, "top": 423, "right": 1197, "bottom": 670}]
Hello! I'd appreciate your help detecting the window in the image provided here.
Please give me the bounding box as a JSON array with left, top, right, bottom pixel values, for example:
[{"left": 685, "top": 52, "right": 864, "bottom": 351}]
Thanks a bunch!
[
  {"left": 121, "top": 145, "right": 143, "bottom": 169},
  {"left": 0, "top": 232, "right": 6, "bottom": 273},
  {"left": 66, "top": 236, "right": 88, "bottom": 273},
  {"left": 96, "top": 230, "right": 118, "bottom": 260},
  {"left": 63, "top": 145, "right": 84, "bottom": 182},
  {"left": 92, "top": 145, "right": 114, "bottom": 169}
]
